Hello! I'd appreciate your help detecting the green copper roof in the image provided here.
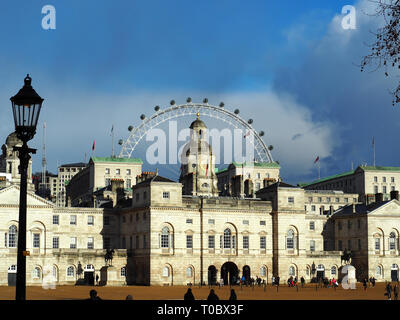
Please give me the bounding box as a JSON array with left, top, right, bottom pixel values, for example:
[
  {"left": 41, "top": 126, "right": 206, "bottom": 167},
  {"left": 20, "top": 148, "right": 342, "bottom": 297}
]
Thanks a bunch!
[
  {"left": 299, "top": 170, "right": 355, "bottom": 187},
  {"left": 91, "top": 156, "right": 143, "bottom": 164},
  {"left": 361, "top": 166, "right": 400, "bottom": 171},
  {"left": 232, "top": 162, "right": 280, "bottom": 168}
]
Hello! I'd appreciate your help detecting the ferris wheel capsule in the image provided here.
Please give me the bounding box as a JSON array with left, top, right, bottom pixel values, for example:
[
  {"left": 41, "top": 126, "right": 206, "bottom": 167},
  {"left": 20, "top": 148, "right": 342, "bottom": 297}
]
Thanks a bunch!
[
  {"left": 140, "top": 114, "right": 146, "bottom": 120},
  {"left": 128, "top": 125, "right": 134, "bottom": 131},
  {"left": 170, "top": 100, "right": 176, "bottom": 105},
  {"left": 118, "top": 139, "right": 123, "bottom": 145},
  {"left": 154, "top": 105, "right": 160, "bottom": 112},
  {"left": 234, "top": 109, "right": 240, "bottom": 114},
  {"left": 187, "top": 97, "right": 192, "bottom": 103}
]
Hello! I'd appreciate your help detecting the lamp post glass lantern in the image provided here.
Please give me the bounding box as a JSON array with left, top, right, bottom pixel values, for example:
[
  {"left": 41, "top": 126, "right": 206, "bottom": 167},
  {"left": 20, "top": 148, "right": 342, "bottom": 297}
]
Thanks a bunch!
[{"left": 10, "top": 74, "right": 44, "bottom": 301}]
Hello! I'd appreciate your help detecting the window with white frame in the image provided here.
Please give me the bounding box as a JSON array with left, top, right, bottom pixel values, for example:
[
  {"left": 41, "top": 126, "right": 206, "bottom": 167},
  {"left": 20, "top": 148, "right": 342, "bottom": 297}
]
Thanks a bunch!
[
  {"left": 289, "top": 266, "right": 295, "bottom": 276},
  {"left": 331, "top": 266, "right": 337, "bottom": 276},
  {"left": 288, "top": 197, "right": 294, "bottom": 204},
  {"left": 70, "top": 215, "right": 77, "bottom": 225},
  {"left": 260, "top": 236, "right": 266, "bottom": 250},
  {"left": 8, "top": 225, "right": 17, "bottom": 248},
  {"left": 186, "top": 267, "right": 193, "bottom": 277},
  {"left": 310, "top": 240, "right": 315, "bottom": 251},
  {"left": 88, "top": 216, "right": 94, "bottom": 226},
  {"left": 243, "top": 236, "right": 249, "bottom": 249},
  {"left": 223, "top": 229, "right": 232, "bottom": 249},
  {"left": 67, "top": 266, "right": 74, "bottom": 277},
  {"left": 260, "top": 220, "right": 266, "bottom": 226},
  {"left": 126, "top": 169, "right": 131, "bottom": 175},
  {"left": 87, "top": 237, "right": 94, "bottom": 249},
  {"left": 53, "top": 215, "right": 59, "bottom": 225},
  {"left": 116, "top": 169, "right": 120, "bottom": 175},
  {"left": 375, "top": 237, "right": 381, "bottom": 251},
  {"left": 260, "top": 266, "right": 267, "bottom": 277},
  {"left": 390, "top": 232, "right": 396, "bottom": 250},
  {"left": 105, "top": 168, "right": 110, "bottom": 174},
  {"left": 33, "top": 267, "right": 41, "bottom": 279},
  {"left": 309, "top": 221, "right": 315, "bottom": 230},
  {"left": 376, "top": 266, "right": 382, "bottom": 277},
  {"left": 121, "top": 267, "right": 126, "bottom": 277},
  {"left": 163, "top": 192, "right": 170, "bottom": 199},
  {"left": 162, "top": 266, "right": 169, "bottom": 277},
  {"left": 186, "top": 235, "right": 193, "bottom": 249},
  {"left": 208, "top": 235, "right": 215, "bottom": 249},
  {"left": 52, "top": 237, "right": 59, "bottom": 249},
  {"left": 33, "top": 233, "right": 40, "bottom": 248},
  {"left": 287, "top": 229, "right": 295, "bottom": 249},
  {"left": 70, "top": 237, "right": 77, "bottom": 249},
  {"left": 161, "top": 227, "right": 170, "bottom": 248}
]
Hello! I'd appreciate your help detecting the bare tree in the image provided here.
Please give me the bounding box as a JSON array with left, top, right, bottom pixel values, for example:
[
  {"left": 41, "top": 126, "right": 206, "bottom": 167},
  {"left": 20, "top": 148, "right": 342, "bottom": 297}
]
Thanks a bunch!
[{"left": 361, "top": 0, "right": 400, "bottom": 105}]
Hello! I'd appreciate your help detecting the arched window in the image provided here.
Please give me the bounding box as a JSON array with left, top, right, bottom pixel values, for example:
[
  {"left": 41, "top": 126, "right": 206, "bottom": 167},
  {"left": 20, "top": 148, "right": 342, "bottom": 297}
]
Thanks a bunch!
[
  {"left": 121, "top": 267, "right": 126, "bottom": 277},
  {"left": 389, "top": 232, "right": 396, "bottom": 250},
  {"left": 287, "top": 229, "right": 295, "bottom": 249},
  {"left": 224, "top": 229, "right": 232, "bottom": 249},
  {"left": 306, "top": 266, "right": 310, "bottom": 276},
  {"left": 67, "top": 266, "right": 74, "bottom": 277},
  {"left": 161, "top": 227, "right": 170, "bottom": 248},
  {"left": 52, "top": 266, "right": 58, "bottom": 279},
  {"left": 33, "top": 267, "right": 41, "bottom": 279},
  {"left": 162, "top": 266, "right": 170, "bottom": 277},
  {"left": 260, "top": 266, "right": 267, "bottom": 277},
  {"left": 289, "top": 266, "right": 296, "bottom": 276},
  {"left": 8, "top": 225, "right": 17, "bottom": 248},
  {"left": 331, "top": 266, "right": 337, "bottom": 276},
  {"left": 376, "top": 266, "right": 382, "bottom": 278},
  {"left": 186, "top": 267, "right": 193, "bottom": 277}
]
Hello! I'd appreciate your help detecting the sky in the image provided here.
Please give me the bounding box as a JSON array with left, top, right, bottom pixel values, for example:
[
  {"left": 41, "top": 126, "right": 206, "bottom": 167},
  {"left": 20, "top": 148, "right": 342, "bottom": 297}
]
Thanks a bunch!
[{"left": 0, "top": 0, "right": 396, "bottom": 184}]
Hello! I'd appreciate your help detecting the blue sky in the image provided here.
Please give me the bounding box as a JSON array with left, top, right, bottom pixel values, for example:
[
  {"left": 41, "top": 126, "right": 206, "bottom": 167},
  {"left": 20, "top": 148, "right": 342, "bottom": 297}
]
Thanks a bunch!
[{"left": 2, "top": 0, "right": 396, "bottom": 184}]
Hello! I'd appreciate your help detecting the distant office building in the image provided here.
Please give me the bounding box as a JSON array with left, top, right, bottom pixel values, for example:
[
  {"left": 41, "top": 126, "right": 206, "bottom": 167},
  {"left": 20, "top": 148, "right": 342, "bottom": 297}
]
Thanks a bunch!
[{"left": 56, "top": 163, "right": 87, "bottom": 207}]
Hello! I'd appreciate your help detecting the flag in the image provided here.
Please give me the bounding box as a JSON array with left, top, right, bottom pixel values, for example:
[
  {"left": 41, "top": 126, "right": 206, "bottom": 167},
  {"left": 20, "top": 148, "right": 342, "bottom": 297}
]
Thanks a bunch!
[
  {"left": 372, "top": 136, "right": 375, "bottom": 147},
  {"left": 43, "top": 121, "right": 46, "bottom": 129},
  {"left": 314, "top": 156, "right": 319, "bottom": 164},
  {"left": 243, "top": 131, "right": 250, "bottom": 138},
  {"left": 206, "top": 163, "right": 209, "bottom": 176},
  {"left": 92, "top": 140, "right": 95, "bottom": 151},
  {"left": 111, "top": 125, "right": 114, "bottom": 135}
]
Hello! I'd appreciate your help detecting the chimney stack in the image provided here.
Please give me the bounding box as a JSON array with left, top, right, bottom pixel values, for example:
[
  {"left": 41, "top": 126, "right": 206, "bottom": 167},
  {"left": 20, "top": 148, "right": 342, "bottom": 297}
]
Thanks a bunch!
[
  {"left": 390, "top": 190, "right": 399, "bottom": 201},
  {"left": 375, "top": 193, "right": 383, "bottom": 203},
  {"left": 329, "top": 205, "right": 334, "bottom": 216},
  {"left": 352, "top": 203, "right": 356, "bottom": 213}
]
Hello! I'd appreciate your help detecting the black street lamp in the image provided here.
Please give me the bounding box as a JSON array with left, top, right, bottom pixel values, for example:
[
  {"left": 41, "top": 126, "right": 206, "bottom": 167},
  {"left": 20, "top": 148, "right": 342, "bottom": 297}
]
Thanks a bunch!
[{"left": 10, "top": 74, "right": 44, "bottom": 301}]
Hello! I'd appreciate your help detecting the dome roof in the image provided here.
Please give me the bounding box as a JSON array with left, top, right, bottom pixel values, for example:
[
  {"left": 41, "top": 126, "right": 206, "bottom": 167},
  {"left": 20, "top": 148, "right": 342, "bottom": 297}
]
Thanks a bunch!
[
  {"left": 190, "top": 119, "right": 206, "bottom": 129},
  {"left": 5, "top": 132, "right": 22, "bottom": 148}
]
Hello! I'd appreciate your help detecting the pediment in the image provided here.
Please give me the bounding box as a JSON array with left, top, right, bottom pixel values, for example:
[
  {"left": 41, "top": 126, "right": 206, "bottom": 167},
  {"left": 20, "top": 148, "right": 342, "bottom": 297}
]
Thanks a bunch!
[
  {"left": 0, "top": 185, "right": 54, "bottom": 207},
  {"left": 371, "top": 200, "right": 400, "bottom": 216}
]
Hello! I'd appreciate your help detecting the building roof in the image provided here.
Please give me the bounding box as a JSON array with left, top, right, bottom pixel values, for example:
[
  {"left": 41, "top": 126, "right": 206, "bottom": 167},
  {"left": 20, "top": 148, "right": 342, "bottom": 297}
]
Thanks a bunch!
[
  {"left": 298, "top": 170, "right": 355, "bottom": 187},
  {"left": 216, "top": 162, "right": 280, "bottom": 174},
  {"left": 135, "top": 175, "right": 176, "bottom": 187},
  {"left": 256, "top": 181, "right": 298, "bottom": 193},
  {"left": 90, "top": 156, "right": 143, "bottom": 164},
  {"left": 60, "top": 162, "right": 87, "bottom": 168},
  {"left": 331, "top": 201, "right": 390, "bottom": 217},
  {"left": 360, "top": 165, "right": 400, "bottom": 172}
]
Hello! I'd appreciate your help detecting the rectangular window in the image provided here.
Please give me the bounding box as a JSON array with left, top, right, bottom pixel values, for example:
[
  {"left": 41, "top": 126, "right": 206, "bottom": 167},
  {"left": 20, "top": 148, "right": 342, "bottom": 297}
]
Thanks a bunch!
[
  {"left": 288, "top": 197, "right": 294, "bottom": 204},
  {"left": 358, "top": 239, "right": 361, "bottom": 250},
  {"left": 375, "top": 238, "right": 380, "bottom": 251},
  {"left": 163, "top": 192, "right": 170, "bottom": 199},
  {"left": 52, "top": 215, "right": 59, "bottom": 225},
  {"left": 105, "top": 168, "right": 110, "bottom": 174},
  {"left": 260, "top": 236, "right": 266, "bottom": 249},
  {"left": 136, "top": 235, "right": 140, "bottom": 249},
  {"left": 260, "top": 220, "right": 266, "bottom": 226},
  {"left": 126, "top": 179, "right": 132, "bottom": 189},
  {"left": 186, "top": 219, "right": 193, "bottom": 224},
  {"left": 327, "top": 197, "right": 331, "bottom": 203},
  {"left": 116, "top": 169, "right": 120, "bottom": 175},
  {"left": 308, "top": 197, "right": 313, "bottom": 202},
  {"left": 87, "top": 237, "right": 94, "bottom": 249},
  {"left": 383, "top": 186, "right": 387, "bottom": 194},
  {"left": 344, "top": 198, "right": 349, "bottom": 203},
  {"left": 243, "top": 220, "right": 249, "bottom": 225},
  {"left": 338, "top": 222, "right": 342, "bottom": 230},
  {"left": 309, "top": 221, "right": 315, "bottom": 230},
  {"left": 374, "top": 186, "right": 378, "bottom": 193},
  {"left": 70, "top": 237, "right": 77, "bottom": 249},
  {"left": 208, "top": 235, "right": 215, "bottom": 249},
  {"left": 88, "top": 216, "right": 94, "bottom": 226},
  {"left": 33, "top": 233, "right": 40, "bottom": 248},
  {"left": 348, "top": 239, "right": 351, "bottom": 250},
  {"left": 383, "top": 177, "right": 387, "bottom": 183},
  {"left": 392, "top": 177, "right": 395, "bottom": 183},
  {"left": 256, "top": 183, "right": 261, "bottom": 191},
  {"left": 310, "top": 240, "right": 315, "bottom": 252},
  {"left": 105, "top": 178, "right": 111, "bottom": 186},
  {"left": 126, "top": 169, "right": 131, "bottom": 175},
  {"left": 243, "top": 236, "right": 249, "bottom": 249},
  {"left": 311, "top": 205, "right": 316, "bottom": 211},
  {"left": 347, "top": 220, "right": 351, "bottom": 229},
  {"left": 318, "top": 197, "right": 322, "bottom": 203},
  {"left": 374, "top": 176, "right": 378, "bottom": 182},
  {"left": 208, "top": 219, "right": 215, "bottom": 224},
  {"left": 52, "top": 237, "right": 59, "bottom": 249},
  {"left": 338, "top": 240, "right": 342, "bottom": 250},
  {"left": 70, "top": 215, "right": 77, "bottom": 225},
  {"left": 186, "top": 235, "right": 193, "bottom": 249}
]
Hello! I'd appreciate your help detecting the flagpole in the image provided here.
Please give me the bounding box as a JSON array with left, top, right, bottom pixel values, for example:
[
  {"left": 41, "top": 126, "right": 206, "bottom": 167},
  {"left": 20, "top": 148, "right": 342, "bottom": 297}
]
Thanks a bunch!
[
  {"left": 373, "top": 137, "right": 376, "bottom": 167},
  {"left": 111, "top": 125, "right": 115, "bottom": 158},
  {"left": 318, "top": 161, "right": 320, "bottom": 180}
]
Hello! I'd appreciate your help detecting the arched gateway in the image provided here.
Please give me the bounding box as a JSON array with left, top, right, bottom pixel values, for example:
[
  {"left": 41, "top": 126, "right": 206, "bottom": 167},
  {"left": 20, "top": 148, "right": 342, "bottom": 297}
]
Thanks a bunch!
[{"left": 221, "top": 262, "right": 239, "bottom": 286}]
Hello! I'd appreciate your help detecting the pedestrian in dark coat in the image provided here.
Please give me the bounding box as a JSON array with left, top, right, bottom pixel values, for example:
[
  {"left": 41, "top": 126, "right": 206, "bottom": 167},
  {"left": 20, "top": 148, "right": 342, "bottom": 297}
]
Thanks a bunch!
[
  {"left": 184, "top": 288, "right": 195, "bottom": 301},
  {"left": 207, "top": 289, "right": 219, "bottom": 301},
  {"left": 394, "top": 285, "right": 399, "bottom": 300},
  {"left": 229, "top": 289, "right": 237, "bottom": 301}
]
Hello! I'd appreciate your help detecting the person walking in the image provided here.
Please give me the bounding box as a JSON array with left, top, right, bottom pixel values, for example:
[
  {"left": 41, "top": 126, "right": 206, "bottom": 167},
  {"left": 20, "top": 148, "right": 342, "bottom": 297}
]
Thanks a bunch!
[
  {"left": 229, "top": 289, "right": 237, "bottom": 301},
  {"left": 301, "top": 276, "right": 305, "bottom": 288},
  {"left": 184, "top": 288, "right": 195, "bottom": 301},
  {"left": 96, "top": 274, "right": 99, "bottom": 286},
  {"left": 385, "top": 282, "right": 393, "bottom": 300},
  {"left": 207, "top": 289, "right": 219, "bottom": 301},
  {"left": 125, "top": 295, "right": 133, "bottom": 300},
  {"left": 363, "top": 278, "right": 367, "bottom": 291},
  {"left": 394, "top": 285, "right": 399, "bottom": 300}
]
